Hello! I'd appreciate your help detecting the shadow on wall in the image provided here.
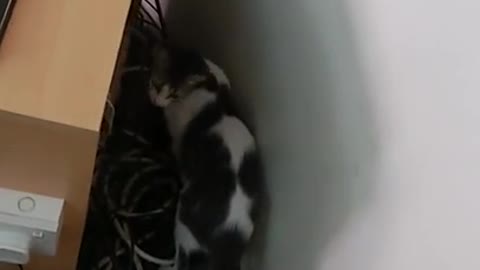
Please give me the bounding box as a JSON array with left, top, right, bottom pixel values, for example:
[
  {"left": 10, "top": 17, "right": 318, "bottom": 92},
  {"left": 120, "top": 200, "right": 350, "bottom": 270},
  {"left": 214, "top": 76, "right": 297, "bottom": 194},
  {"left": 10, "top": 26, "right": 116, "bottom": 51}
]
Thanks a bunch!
[{"left": 166, "top": 1, "right": 380, "bottom": 269}]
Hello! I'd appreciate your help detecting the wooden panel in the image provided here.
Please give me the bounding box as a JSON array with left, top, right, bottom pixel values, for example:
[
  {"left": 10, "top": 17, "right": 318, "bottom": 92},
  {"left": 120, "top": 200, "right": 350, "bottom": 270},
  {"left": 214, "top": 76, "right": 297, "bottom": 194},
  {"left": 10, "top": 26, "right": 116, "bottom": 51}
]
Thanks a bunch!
[
  {"left": 0, "top": 1, "right": 136, "bottom": 268},
  {"left": 0, "top": 0, "right": 131, "bottom": 131},
  {"left": 0, "top": 263, "right": 17, "bottom": 270},
  {"left": 0, "top": 111, "right": 98, "bottom": 270}
]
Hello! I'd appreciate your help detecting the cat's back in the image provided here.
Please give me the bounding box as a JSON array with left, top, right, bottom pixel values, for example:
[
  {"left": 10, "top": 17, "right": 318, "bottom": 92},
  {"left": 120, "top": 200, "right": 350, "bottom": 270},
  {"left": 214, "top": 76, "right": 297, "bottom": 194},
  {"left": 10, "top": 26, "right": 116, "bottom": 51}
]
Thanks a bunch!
[
  {"left": 209, "top": 115, "right": 255, "bottom": 173},
  {"left": 180, "top": 100, "right": 256, "bottom": 178}
]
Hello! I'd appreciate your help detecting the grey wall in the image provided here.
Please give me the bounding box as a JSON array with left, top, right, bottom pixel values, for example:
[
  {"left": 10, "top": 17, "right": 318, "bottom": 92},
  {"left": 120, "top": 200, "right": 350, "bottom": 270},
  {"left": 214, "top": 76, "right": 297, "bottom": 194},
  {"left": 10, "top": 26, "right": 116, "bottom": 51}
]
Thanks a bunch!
[
  {"left": 164, "top": 0, "right": 480, "bottom": 269},
  {"left": 166, "top": 1, "right": 377, "bottom": 269}
]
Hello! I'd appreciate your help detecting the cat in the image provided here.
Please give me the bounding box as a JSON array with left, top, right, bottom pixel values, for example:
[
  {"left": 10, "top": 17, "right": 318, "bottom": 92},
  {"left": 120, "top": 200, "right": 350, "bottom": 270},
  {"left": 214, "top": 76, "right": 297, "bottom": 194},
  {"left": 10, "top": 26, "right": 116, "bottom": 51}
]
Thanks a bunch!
[{"left": 149, "top": 44, "right": 264, "bottom": 270}]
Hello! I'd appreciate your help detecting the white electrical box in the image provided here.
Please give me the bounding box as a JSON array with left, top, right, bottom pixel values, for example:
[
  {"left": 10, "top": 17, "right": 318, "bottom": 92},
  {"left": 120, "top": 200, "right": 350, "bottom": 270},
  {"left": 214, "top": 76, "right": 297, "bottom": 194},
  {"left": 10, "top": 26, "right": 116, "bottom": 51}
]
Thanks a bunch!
[{"left": 0, "top": 187, "right": 64, "bottom": 264}]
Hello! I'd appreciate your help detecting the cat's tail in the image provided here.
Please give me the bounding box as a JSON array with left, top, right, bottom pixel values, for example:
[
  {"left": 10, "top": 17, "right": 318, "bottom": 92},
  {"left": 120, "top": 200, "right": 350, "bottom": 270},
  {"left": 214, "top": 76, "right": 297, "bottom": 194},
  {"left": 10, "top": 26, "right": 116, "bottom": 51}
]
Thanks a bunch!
[{"left": 209, "top": 229, "right": 247, "bottom": 270}]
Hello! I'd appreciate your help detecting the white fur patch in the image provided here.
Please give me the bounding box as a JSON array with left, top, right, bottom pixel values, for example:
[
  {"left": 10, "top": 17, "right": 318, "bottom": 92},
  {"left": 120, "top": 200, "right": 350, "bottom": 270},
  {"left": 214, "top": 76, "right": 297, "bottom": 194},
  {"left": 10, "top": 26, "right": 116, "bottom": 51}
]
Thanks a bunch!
[
  {"left": 150, "top": 84, "right": 173, "bottom": 107},
  {"left": 222, "top": 185, "right": 254, "bottom": 239},
  {"left": 204, "top": 58, "right": 231, "bottom": 88},
  {"left": 176, "top": 219, "right": 202, "bottom": 253},
  {"left": 210, "top": 116, "right": 255, "bottom": 172},
  {"left": 210, "top": 116, "right": 255, "bottom": 238}
]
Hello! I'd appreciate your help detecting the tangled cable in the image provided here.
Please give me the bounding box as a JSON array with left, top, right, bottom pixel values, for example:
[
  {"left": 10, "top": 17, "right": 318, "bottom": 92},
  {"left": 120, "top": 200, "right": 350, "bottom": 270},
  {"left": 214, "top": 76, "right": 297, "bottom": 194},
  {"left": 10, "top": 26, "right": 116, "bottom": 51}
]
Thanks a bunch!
[
  {"left": 78, "top": 2, "right": 175, "bottom": 269},
  {"left": 91, "top": 128, "right": 178, "bottom": 270}
]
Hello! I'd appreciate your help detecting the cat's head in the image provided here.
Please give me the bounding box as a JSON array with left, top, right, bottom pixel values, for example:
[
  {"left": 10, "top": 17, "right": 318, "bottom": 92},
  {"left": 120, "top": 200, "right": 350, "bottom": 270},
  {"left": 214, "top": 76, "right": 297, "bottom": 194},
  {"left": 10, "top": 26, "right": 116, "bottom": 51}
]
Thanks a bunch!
[{"left": 148, "top": 44, "right": 213, "bottom": 107}]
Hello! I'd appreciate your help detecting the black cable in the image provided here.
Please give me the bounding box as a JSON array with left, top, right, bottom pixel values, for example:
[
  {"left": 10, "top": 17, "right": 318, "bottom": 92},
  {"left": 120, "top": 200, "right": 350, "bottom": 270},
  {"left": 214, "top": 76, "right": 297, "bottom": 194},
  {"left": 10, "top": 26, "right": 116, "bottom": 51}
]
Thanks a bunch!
[
  {"left": 154, "top": 0, "right": 168, "bottom": 39},
  {"left": 137, "top": 10, "right": 145, "bottom": 23},
  {"left": 90, "top": 170, "right": 122, "bottom": 270},
  {"left": 127, "top": 222, "right": 136, "bottom": 270},
  {"left": 142, "top": 0, "right": 168, "bottom": 39},
  {"left": 17, "top": 264, "right": 23, "bottom": 270},
  {"left": 140, "top": 18, "right": 160, "bottom": 30},
  {"left": 143, "top": 0, "right": 158, "bottom": 13},
  {"left": 140, "top": 5, "right": 161, "bottom": 31}
]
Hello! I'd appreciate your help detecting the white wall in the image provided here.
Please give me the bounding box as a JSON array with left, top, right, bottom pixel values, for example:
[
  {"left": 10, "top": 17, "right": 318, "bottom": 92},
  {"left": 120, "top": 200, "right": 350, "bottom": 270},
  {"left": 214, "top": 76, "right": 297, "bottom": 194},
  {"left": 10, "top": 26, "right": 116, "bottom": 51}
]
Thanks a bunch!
[{"left": 167, "top": 0, "right": 480, "bottom": 269}]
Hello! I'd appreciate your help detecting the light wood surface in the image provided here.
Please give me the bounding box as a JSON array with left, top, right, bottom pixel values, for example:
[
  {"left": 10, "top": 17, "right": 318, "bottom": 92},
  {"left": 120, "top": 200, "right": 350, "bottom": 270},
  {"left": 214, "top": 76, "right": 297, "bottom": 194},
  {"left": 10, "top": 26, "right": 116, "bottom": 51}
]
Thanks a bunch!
[
  {"left": 0, "top": 0, "right": 134, "bottom": 269},
  {"left": 0, "top": 111, "right": 98, "bottom": 270},
  {"left": 0, "top": 0, "right": 131, "bottom": 131}
]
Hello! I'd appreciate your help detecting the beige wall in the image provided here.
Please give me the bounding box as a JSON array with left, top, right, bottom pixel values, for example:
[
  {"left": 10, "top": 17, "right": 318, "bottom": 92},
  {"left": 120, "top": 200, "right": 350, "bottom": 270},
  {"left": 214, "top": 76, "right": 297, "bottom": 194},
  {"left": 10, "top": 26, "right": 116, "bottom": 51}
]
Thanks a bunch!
[{"left": 167, "top": 0, "right": 480, "bottom": 269}]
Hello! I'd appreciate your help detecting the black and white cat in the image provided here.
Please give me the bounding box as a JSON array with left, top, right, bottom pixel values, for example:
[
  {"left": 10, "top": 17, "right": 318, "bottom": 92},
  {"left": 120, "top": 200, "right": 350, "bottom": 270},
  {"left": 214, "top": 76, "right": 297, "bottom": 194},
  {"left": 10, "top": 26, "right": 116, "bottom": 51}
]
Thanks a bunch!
[{"left": 149, "top": 45, "right": 264, "bottom": 270}]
